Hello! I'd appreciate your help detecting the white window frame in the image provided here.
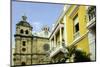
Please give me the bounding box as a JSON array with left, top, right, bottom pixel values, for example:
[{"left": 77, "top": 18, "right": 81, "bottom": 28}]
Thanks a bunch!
[{"left": 73, "top": 15, "right": 80, "bottom": 39}]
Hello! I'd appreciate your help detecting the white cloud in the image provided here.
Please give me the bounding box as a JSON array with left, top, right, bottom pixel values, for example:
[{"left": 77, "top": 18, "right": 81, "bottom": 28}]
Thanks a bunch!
[{"left": 32, "top": 21, "right": 43, "bottom": 32}]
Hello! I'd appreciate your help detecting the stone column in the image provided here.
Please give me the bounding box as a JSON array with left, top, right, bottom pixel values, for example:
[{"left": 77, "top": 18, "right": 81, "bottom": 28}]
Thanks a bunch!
[
  {"left": 54, "top": 35, "right": 56, "bottom": 47},
  {"left": 50, "top": 39, "right": 52, "bottom": 50},
  {"left": 60, "top": 27, "right": 62, "bottom": 46}
]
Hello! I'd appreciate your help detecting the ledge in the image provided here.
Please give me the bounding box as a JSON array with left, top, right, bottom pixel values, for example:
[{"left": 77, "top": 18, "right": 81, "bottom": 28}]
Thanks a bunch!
[
  {"left": 87, "top": 17, "right": 96, "bottom": 29},
  {"left": 68, "top": 31, "right": 89, "bottom": 47},
  {"left": 50, "top": 45, "right": 68, "bottom": 58}
]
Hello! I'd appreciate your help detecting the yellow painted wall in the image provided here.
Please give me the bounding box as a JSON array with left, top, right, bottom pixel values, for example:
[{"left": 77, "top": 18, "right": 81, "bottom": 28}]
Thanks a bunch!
[
  {"left": 78, "top": 6, "right": 88, "bottom": 35},
  {"left": 66, "top": 16, "right": 74, "bottom": 44},
  {"left": 76, "top": 36, "right": 90, "bottom": 54},
  {"left": 65, "top": 5, "right": 90, "bottom": 54}
]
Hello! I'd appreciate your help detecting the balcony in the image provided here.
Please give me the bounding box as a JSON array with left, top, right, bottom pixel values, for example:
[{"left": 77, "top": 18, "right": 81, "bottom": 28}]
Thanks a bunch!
[
  {"left": 87, "top": 6, "right": 96, "bottom": 29},
  {"left": 49, "top": 44, "right": 68, "bottom": 58},
  {"left": 87, "top": 17, "right": 96, "bottom": 29}
]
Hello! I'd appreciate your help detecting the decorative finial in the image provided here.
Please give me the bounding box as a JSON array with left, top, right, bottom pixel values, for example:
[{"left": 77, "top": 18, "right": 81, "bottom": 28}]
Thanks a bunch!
[{"left": 22, "top": 15, "right": 27, "bottom": 21}]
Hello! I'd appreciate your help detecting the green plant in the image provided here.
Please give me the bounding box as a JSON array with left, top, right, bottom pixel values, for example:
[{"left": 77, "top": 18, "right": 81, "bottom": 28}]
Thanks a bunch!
[
  {"left": 74, "top": 50, "right": 91, "bottom": 62},
  {"left": 66, "top": 45, "right": 91, "bottom": 62}
]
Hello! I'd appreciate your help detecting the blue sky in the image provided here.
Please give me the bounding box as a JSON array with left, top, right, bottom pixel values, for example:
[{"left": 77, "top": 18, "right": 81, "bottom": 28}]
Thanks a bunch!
[{"left": 12, "top": 1, "right": 64, "bottom": 48}]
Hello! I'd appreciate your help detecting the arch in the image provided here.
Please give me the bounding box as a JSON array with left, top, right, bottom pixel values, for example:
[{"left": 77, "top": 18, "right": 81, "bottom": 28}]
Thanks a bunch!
[
  {"left": 21, "top": 62, "right": 26, "bottom": 66},
  {"left": 22, "top": 41, "right": 26, "bottom": 46},
  {"left": 20, "top": 29, "right": 24, "bottom": 34},
  {"left": 25, "top": 30, "right": 29, "bottom": 34}
]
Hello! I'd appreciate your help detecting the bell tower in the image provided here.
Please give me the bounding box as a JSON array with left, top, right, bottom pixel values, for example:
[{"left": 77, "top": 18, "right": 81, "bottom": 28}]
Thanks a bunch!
[
  {"left": 14, "top": 15, "right": 33, "bottom": 66},
  {"left": 42, "top": 25, "right": 50, "bottom": 37}
]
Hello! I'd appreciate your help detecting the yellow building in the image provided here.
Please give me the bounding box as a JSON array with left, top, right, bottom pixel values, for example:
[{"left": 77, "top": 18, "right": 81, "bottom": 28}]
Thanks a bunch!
[
  {"left": 65, "top": 5, "right": 90, "bottom": 62},
  {"left": 49, "top": 5, "right": 96, "bottom": 62},
  {"left": 64, "top": 5, "right": 96, "bottom": 62}
]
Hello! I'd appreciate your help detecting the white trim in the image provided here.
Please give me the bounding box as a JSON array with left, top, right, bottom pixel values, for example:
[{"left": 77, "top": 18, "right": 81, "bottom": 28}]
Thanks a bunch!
[
  {"left": 74, "top": 15, "right": 79, "bottom": 25},
  {"left": 60, "top": 27, "right": 62, "bottom": 45},
  {"left": 50, "top": 45, "right": 68, "bottom": 58},
  {"left": 63, "top": 15, "right": 68, "bottom": 46},
  {"left": 87, "top": 17, "right": 96, "bottom": 29},
  {"left": 50, "top": 24, "right": 64, "bottom": 40}
]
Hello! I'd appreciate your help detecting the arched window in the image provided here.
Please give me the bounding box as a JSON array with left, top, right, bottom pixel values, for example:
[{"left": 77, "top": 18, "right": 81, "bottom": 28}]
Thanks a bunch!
[
  {"left": 20, "top": 29, "right": 24, "bottom": 34},
  {"left": 25, "top": 30, "right": 29, "bottom": 34},
  {"left": 22, "top": 41, "right": 26, "bottom": 46}
]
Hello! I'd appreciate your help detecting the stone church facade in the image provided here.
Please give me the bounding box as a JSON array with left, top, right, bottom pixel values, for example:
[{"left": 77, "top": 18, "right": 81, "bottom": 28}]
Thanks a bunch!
[{"left": 13, "top": 16, "right": 51, "bottom": 66}]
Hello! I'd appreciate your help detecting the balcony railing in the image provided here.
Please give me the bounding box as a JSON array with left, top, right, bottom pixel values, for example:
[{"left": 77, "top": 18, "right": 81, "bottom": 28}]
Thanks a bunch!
[
  {"left": 87, "top": 17, "right": 96, "bottom": 29},
  {"left": 49, "top": 44, "right": 68, "bottom": 58},
  {"left": 87, "top": 6, "right": 96, "bottom": 29}
]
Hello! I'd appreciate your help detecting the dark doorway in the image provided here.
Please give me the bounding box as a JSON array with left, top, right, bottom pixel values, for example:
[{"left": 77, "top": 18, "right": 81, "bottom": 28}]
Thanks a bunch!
[{"left": 21, "top": 62, "right": 26, "bottom": 66}]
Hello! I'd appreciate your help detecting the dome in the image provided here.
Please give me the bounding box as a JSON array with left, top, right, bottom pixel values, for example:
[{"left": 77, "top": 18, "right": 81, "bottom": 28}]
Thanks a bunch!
[
  {"left": 16, "top": 21, "right": 32, "bottom": 27},
  {"left": 16, "top": 16, "right": 32, "bottom": 28}
]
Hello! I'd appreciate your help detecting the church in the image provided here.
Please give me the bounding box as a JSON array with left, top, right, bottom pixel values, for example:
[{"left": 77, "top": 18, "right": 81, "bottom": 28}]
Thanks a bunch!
[{"left": 13, "top": 15, "right": 51, "bottom": 65}]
